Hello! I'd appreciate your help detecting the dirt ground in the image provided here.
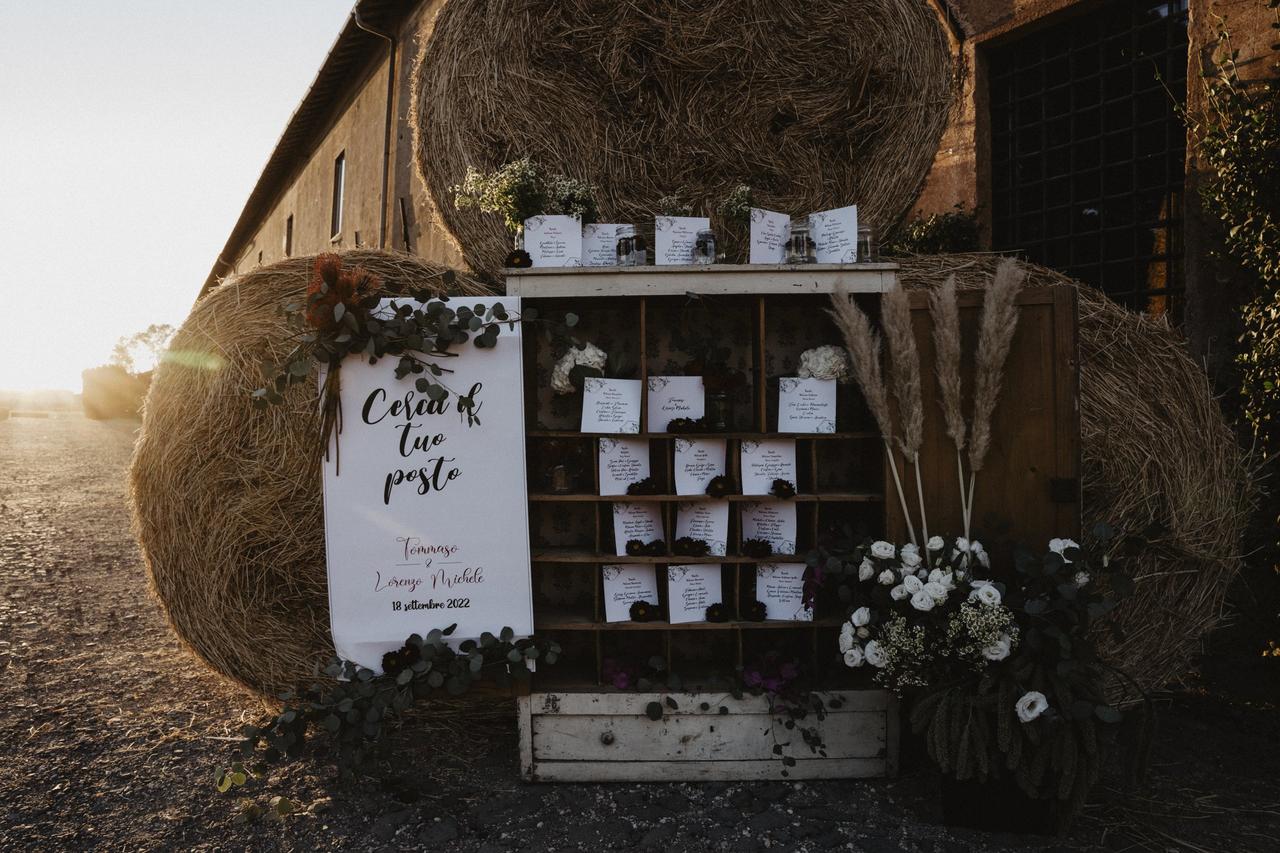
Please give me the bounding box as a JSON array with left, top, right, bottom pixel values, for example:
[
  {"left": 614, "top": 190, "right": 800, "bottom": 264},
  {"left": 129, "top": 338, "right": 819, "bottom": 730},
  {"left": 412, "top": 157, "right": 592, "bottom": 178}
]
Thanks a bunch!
[{"left": 1, "top": 415, "right": 1278, "bottom": 852}]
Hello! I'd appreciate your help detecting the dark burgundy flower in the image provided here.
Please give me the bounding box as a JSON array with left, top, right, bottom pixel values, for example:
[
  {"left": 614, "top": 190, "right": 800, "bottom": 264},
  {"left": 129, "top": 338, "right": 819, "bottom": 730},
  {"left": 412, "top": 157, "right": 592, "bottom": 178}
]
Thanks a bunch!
[
  {"left": 666, "top": 417, "right": 708, "bottom": 433},
  {"left": 746, "top": 600, "right": 768, "bottom": 621},
  {"left": 741, "top": 538, "right": 773, "bottom": 558},
  {"left": 380, "top": 643, "right": 420, "bottom": 677},
  {"left": 626, "top": 477, "right": 661, "bottom": 496},
  {"left": 672, "top": 537, "right": 711, "bottom": 557},
  {"left": 629, "top": 600, "right": 657, "bottom": 622},
  {"left": 505, "top": 249, "right": 533, "bottom": 269},
  {"left": 705, "top": 475, "right": 736, "bottom": 498},
  {"left": 705, "top": 603, "right": 728, "bottom": 622},
  {"left": 770, "top": 478, "right": 797, "bottom": 499}
]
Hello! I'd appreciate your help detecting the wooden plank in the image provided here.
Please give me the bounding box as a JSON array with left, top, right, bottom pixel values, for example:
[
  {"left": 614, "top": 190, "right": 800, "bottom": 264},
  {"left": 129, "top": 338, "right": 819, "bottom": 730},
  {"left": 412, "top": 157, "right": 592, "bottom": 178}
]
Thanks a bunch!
[
  {"left": 517, "top": 696, "right": 534, "bottom": 781},
  {"left": 506, "top": 264, "right": 896, "bottom": 298},
  {"left": 1052, "top": 286, "right": 1081, "bottom": 538},
  {"left": 531, "top": 690, "right": 892, "bottom": 715},
  {"left": 532, "top": 710, "right": 885, "bottom": 762},
  {"left": 529, "top": 757, "right": 887, "bottom": 782},
  {"left": 537, "top": 615, "right": 845, "bottom": 631},
  {"left": 528, "top": 430, "right": 880, "bottom": 440}
]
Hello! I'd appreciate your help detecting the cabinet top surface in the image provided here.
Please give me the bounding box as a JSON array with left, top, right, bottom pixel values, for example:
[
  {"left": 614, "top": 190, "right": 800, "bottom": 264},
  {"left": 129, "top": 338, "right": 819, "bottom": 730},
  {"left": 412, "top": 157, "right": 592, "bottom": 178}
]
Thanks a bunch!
[{"left": 504, "top": 263, "right": 898, "bottom": 298}]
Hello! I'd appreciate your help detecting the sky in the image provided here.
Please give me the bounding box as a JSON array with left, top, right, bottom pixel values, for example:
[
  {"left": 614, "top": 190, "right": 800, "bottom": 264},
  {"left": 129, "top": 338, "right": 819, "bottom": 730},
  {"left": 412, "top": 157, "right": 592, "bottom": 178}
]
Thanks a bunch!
[{"left": 0, "top": 0, "right": 355, "bottom": 391}]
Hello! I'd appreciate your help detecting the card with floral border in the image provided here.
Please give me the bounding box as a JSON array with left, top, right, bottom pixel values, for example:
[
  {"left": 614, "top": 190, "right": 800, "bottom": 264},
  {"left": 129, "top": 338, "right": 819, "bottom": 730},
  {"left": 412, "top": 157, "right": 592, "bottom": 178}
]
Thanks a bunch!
[
  {"left": 647, "top": 375, "right": 705, "bottom": 433},
  {"left": 777, "top": 377, "right": 836, "bottom": 434},
  {"left": 675, "top": 501, "right": 729, "bottom": 556},
  {"left": 667, "top": 564, "right": 722, "bottom": 624},
  {"left": 740, "top": 502, "right": 798, "bottom": 555},
  {"left": 808, "top": 204, "right": 858, "bottom": 264},
  {"left": 749, "top": 207, "right": 790, "bottom": 263},
  {"left": 654, "top": 215, "right": 711, "bottom": 265},
  {"left": 581, "top": 377, "right": 641, "bottom": 433},
  {"left": 523, "top": 214, "right": 583, "bottom": 267},
  {"left": 673, "top": 436, "right": 726, "bottom": 495},
  {"left": 598, "top": 437, "right": 651, "bottom": 496},
  {"left": 612, "top": 502, "right": 664, "bottom": 556},
  {"left": 582, "top": 222, "right": 625, "bottom": 266},
  {"left": 756, "top": 563, "right": 813, "bottom": 621},
  {"left": 740, "top": 439, "right": 798, "bottom": 495},
  {"left": 603, "top": 564, "right": 660, "bottom": 623}
]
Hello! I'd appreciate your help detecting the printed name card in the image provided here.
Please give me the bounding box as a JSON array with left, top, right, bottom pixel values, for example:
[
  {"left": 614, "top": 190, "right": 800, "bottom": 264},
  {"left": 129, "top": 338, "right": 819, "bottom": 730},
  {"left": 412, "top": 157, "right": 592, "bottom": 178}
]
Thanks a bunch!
[
  {"left": 603, "top": 564, "right": 660, "bottom": 623},
  {"left": 740, "top": 439, "right": 798, "bottom": 495},
  {"left": 673, "top": 437, "right": 726, "bottom": 496},
  {"left": 740, "top": 502, "right": 798, "bottom": 555},
  {"left": 756, "top": 563, "right": 813, "bottom": 621},
  {"left": 523, "top": 215, "right": 583, "bottom": 267},
  {"left": 809, "top": 204, "right": 859, "bottom": 264},
  {"left": 667, "top": 564, "right": 723, "bottom": 624},
  {"left": 582, "top": 223, "right": 624, "bottom": 266},
  {"left": 749, "top": 207, "right": 790, "bottom": 264},
  {"left": 612, "top": 503, "right": 664, "bottom": 556},
  {"left": 581, "top": 377, "right": 641, "bottom": 433},
  {"left": 655, "top": 215, "right": 710, "bottom": 265},
  {"left": 777, "top": 377, "right": 837, "bottom": 434},
  {"left": 647, "top": 376, "right": 705, "bottom": 433},
  {"left": 598, "top": 437, "right": 651, "bottom": 496},
  {"left": 675, "top": 501, "right": 730, "bottom": 556},
  {"left": 322, "top": 296, "right": 532, "bottom": 671}
]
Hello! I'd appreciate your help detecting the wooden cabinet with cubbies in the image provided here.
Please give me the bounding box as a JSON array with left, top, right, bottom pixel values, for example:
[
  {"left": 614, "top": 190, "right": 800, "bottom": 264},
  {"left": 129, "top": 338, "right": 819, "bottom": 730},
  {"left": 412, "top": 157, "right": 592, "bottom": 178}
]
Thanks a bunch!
[{"left": 509, "top": 264, "right": 901, "bottom": 781}]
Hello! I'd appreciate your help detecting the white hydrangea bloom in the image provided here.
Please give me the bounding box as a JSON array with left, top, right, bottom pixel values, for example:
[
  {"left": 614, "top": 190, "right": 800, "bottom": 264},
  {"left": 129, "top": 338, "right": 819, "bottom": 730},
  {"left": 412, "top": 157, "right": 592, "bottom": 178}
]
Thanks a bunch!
[
  {"left": 797, "top": 345, "right": 853, "bottom": 383},
  {"left": 550, "top": 343, "right": 608, "bottom": 395}
]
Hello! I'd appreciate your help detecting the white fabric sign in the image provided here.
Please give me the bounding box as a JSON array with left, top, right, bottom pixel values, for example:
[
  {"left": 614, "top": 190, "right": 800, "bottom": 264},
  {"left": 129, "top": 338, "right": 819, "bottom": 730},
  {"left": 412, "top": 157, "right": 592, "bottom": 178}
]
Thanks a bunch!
[
  {"left": 323, "top": 297, "right": 532, "bottom": 671},
  {"left": 524, "top": 215, "right": 583, "bottom": 267},
  {"left": 809, "top": 205, "right": 859, "bottom": 263},
  {"left": 778, "top": 377, "right": 837, "bottom": 434}
]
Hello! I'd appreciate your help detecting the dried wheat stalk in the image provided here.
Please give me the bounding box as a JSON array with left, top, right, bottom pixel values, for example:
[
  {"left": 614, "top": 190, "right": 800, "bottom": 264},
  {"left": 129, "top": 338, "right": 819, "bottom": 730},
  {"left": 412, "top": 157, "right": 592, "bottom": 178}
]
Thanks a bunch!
[
  {"left": 828, "top": 287, "right": 917, "bottom": 546},
  {"left": 927, "top": 275, "right": 968, "bottom": 533},
  {"left": 965, "top": 258, "right": 1025, "bottom": 532},
  {"left": 881, "top": 285, "right": 929, "bottom": 546}
]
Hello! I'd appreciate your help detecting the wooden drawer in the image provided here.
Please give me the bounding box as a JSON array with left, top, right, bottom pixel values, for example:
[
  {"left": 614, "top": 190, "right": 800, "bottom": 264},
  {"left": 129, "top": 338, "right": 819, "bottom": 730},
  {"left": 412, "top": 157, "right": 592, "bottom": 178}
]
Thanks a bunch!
[{"left": 519, "top": 690, "right": 898, "bottom": 782}]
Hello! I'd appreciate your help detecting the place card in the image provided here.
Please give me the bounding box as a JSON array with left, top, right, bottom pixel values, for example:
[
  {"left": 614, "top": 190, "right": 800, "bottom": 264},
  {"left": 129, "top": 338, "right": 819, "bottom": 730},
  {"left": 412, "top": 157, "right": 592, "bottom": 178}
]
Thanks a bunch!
[
  {"left": 581, "top": 377, "right": 641, "bottom": 433},
  {"left": 740, "top": 502, "right": 798, "bottom": 555},
  {"left": 582, "top": 223, "right": 624, "bottom": 266},
  {"left": 598, "top": 437, "right": 651, "bottom": 496},
  {"left": 749, "top": 207, "right": 790, "bottom": 264},
  {"left": 740, "top": 439, "right": 798, "bottom": 495},
  {"left": 809, "top": 204, "right": 859, "bottom": 264},
  {"left": 612, "top": 503, "right": 665, "bottom": 556},
  {"left": 673, "top": 437, "right": 726, "bottom": 496},
  {"left": 667, "top": 564, "right": 723, "bottom": 624},
  {"left": 675, "top": 501, "right": 729, "bottom": 556},
  {"left": 777, "top": 377, "right": 837, "bottom": 434},
  {"left": 603, "top": 564, "right": 660, "bottom": 623},
  {"left": 655, "top": 215, "right": 710, "bottom": 266},
  {"left": 523, "top": 214, "right": 583, "bottom": 267},
  {"left": 647, "top": 376, "right": 705, "bottom": 433},
  {"left": 756, "top": 563, "right": 813, "bottom": 621}
]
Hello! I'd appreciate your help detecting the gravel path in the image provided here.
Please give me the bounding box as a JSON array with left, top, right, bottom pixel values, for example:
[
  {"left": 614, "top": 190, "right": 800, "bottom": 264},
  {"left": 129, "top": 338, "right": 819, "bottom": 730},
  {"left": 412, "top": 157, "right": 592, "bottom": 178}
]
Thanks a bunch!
[{"left": 0, "top": 415, "right": 1276, "bottom": 852}]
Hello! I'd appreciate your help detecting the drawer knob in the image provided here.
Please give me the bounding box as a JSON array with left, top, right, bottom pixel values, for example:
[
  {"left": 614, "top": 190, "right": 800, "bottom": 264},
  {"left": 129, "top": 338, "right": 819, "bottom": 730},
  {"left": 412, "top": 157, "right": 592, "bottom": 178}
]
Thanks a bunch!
[{"left": 599, "top": 730, "right": 615, "bottom": 746}]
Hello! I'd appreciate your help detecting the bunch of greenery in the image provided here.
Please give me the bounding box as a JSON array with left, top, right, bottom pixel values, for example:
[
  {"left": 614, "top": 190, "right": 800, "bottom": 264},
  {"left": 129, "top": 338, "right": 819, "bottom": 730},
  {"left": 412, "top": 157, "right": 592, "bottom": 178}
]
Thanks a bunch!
[
  {"left": 908, "top": 526, "right": 1136, "bottom": 817},
  {"left": 452, "top": 158, "right": 599, "bottom": 232},
  {"left": 715, "top": 184, "right": 755, "bottom": 224},
  {"left": 883, "top": 204, "right": 980, "bottom": 255},
  {"left": 215, "top": 626, "right": 559, "bottom": 787},
  {"left": 656, "top": 193, "right": 694, "bottom": 217}
]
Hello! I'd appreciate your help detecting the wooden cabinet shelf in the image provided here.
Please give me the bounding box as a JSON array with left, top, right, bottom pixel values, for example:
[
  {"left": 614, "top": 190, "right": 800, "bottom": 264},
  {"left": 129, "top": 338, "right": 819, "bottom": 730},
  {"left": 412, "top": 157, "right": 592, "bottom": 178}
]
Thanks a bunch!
[
  {"left": 529, "top": 492, "right": 883, "bottom": 503},
  {"left": 532, "top": 549, "right": 802, "bottom": 564},
  {"left": 529, "top": 430, "right": 879, "bottom": 441},
  {"left": 536, "top": 611, "right": 845, "bottom": 632}
]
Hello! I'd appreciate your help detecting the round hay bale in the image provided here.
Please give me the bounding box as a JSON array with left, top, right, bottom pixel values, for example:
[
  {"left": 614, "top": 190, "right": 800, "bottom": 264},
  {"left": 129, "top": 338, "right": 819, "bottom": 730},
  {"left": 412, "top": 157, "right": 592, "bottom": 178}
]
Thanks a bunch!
[
  {"left": 412, "top": 0, "right": 955, "bottom": 274},
  {"left": 129, "top": 252, "right": 492, "bottom": 696},
  {"left": 897, "top": 254, "right": 1254, "bottom": 696}
]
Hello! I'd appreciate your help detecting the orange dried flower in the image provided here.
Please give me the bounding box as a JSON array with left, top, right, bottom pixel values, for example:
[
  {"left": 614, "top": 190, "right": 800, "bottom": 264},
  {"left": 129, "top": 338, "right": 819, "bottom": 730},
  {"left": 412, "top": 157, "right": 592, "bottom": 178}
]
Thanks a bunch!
[{"left": 306, "top": 253, "right": 382, "bottom": 329}]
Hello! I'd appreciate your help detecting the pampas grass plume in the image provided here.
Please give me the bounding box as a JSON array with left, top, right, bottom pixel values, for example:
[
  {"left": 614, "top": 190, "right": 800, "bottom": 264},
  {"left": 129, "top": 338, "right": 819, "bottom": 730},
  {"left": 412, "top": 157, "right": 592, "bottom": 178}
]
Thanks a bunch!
[
  {"left": 928, "top": 275, "right": 965, "bottom": 448},
  {"left": 881, "top": 286, "right": 924, "bottom": 459},
  {"left": 968, "top": 258, "right": 1025, "bottom": 473}
]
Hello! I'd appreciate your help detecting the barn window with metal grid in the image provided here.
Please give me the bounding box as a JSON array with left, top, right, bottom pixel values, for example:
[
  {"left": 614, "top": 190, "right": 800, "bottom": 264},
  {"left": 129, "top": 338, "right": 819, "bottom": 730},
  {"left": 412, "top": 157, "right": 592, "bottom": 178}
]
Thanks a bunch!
[{"left": 989, "top": 0, "right": 1188, "bottom": 318}]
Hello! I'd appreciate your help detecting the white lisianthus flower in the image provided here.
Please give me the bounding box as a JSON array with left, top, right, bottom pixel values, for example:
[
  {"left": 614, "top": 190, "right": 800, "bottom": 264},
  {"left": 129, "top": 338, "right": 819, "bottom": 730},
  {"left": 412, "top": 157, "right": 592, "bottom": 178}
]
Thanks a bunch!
[
  {"left": 839, "top": 631, "right": 854, "bottom": 654},
  {"left": 923, "top": 581, "right": 949, "bottom": 603},
  {"left": 901, "top": 550, "right": 921, "bottom": 568},
  {"left": 858, "top": 559, "right": 875, "bottom": 582},
  {"left": 878, "top": 569, "right": 896, "bottom": 586},
  {"left": 902, "top": 575, "right": 924, "bottom": 594},
  {"left": 851, "top": 606, "right": 871, "bottom": 628},
  {"left": 927, "top": 535, "right": 945, "bottom": 552},
  {"left": 890, "top": 584, "right": 909, "bottom": 601},
  {"left": 864, "top": 640, "right": 887, "bottom": 668},
  {"left": 971, "top": 541, "right": 990, "bottom": 568},
  {"left": 843, "top": 646, "right": 865, "bottom": 667},
  {"left": 974, "top": 584, "right": 1002, "bottom": 607},
  {"left": 1049, "top": 538, "right": 1080, "bottom": 562},
  {"left": 954, "top": 537, "right": 971, "bottom": 553},
  {"left": 870, "top": 541, "right": 896, "bottom": 560},
  {"left": 856, "top": 627, "right": 870, "bottom": 639},
  {"left": 550, "top": 343, "right": 608, "bottom": 395},
  {"left": 940, "top": 570, "right": 957, "bottom": 590},
  {"left": 982, "top": 634, "right": 1013, "bottom": 661},
  {"left": 1015, "top": 691, "right": 1050, "bottom": 723},
  {"left": 798, "top": 345, "right": 853, "bottom": 383},
  {"left": 910, "top": 589, "right": 936, "bottom": 612},
  {"left": 1074, "top": 571, "right": 1091, "bottom": 587},
  {"left": 928, "top": 568, "right": 945, "bottom": 585}
]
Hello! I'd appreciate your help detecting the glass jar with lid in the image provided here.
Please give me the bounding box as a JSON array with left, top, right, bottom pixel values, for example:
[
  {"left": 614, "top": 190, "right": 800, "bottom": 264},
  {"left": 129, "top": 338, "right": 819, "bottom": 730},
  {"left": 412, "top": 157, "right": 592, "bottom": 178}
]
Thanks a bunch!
[
  {"left": 693, "top": 229, "right": 716, "bottom": 265},
  {"left": 785, "top": 222, "right": 816, "bottom": 264}
]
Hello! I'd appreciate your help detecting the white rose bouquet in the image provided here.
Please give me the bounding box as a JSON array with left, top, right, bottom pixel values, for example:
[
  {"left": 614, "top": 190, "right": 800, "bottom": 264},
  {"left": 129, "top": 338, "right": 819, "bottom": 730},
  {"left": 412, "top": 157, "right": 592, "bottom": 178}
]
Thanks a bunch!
[{"left": 797, "top": 345, "right": 853, "bottom": 383}]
